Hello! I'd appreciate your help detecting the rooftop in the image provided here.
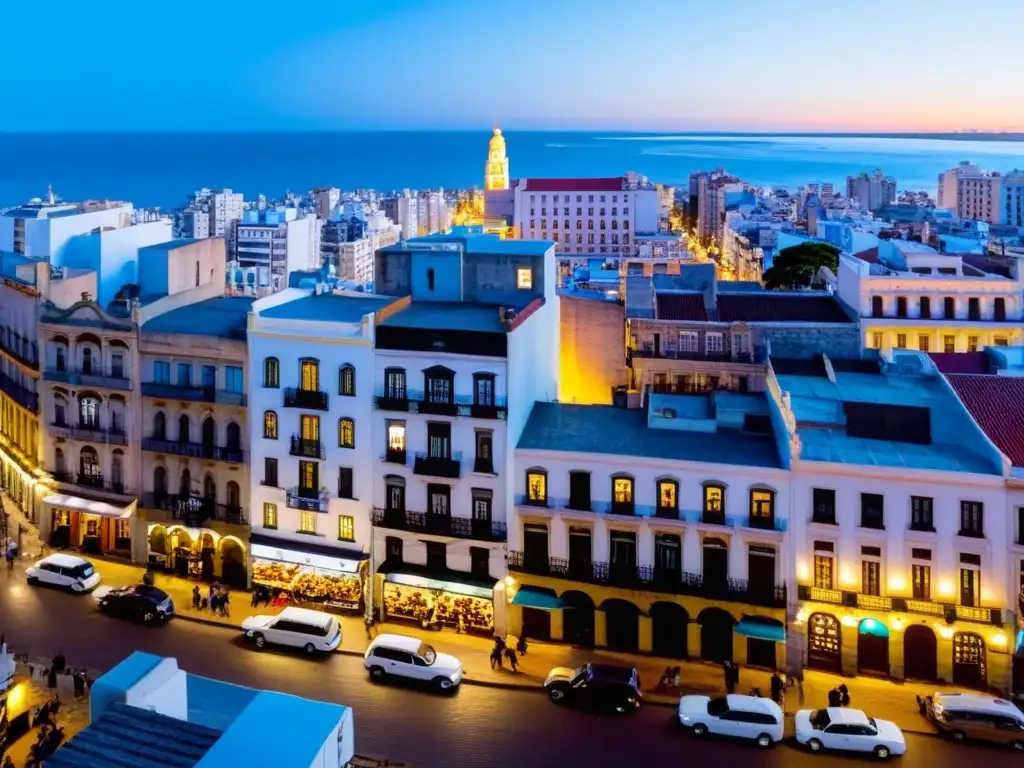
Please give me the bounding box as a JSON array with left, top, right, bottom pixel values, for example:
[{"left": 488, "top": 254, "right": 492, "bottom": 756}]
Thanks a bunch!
[
  {"left": 139, "top": 238, "right": 198, "bottom": 252},
  {"left": 260, "top": 293, "right": 395, "bottom": 323},
  {"left": 655, "top": 292, "right": 707, "bottom": 321},
  {"left": 928, "top": 352, "right": 990, "bottom": 375},
  {"left": 142, "top": 296, "right": 255, "bottom": 338},
  {"left": 380, "top": 231, "right": 554, "bottom": 257},
  {"left": 946, "top": 374, "right": 1024, "bottom": 468},
  {"left": 523, "top": 177, "right": 626, "bottom": 192},
  {"left": 716, "top": 294, "right": 853, "bottom": 323},
  {"left": 517, "top": 396, "right": 782, "bottom": 469},
  {"left": 381, "top": 301, "right": 510, "bottom": 333}
]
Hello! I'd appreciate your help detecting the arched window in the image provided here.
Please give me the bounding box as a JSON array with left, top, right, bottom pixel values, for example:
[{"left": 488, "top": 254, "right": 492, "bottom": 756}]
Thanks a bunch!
[
  {"left": 56, "top": 345, "right": 66, "bottom": 372},
  {"left": 79, "top": 446, "right": 100, "bottom": 479},
  {"left": 263, "top": 410, "right": 278, "bottom": 439},
  {"left": 55, "top": 447, "right": 66, "bottom": 475},
  {"left": 656, "top": 478, "right": 679, "bottom": 516},
  {"left": 226, "top": 422, "right": 241, "bottom": 451},
  {"left": 226, "top": 480, "right": 240, "bottom": 507},
  {"left": 153, "top": 466, "right": 167, "bottom": 496},
  {"left": 179, "top": 468, "right": 192, "bottom": 497},
  {"left": 526, "top": 468, "right": 547, "bottom": 506},
  {"left": 339, "top": 365, "right": 356, "bottom": 396},
  {"left": 203, "top": 474, "right": 217, "bottom": 501},
  {"left": 264, "top": 357, "right": 279, "bottom": 388},
  {"left": 703, "top": 482, "right": 725, "bottom": 521},
  {"left": 111, "top": 450, "right": 124, "bottom": 489},
  {"left": 82, "top": 347, "right": 94, "bottom": 375},
  {"left": 339, "top": 417, "right": 355, "bottom": 449},
  {"left": 79, "top": 395, "right": 100, "bottom": 429},
  {"left": 178, "top": 414, "right": 190, "bottom": 444},
  {"left": 611, "top": 474, "right": 634, "bottom": 515},
  {"left": 153, "top": 411, "right": 166, "bottom": 441}
]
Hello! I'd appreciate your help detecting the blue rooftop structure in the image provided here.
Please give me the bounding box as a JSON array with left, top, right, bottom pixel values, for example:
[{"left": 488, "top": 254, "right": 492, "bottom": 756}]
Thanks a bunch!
[
  {"left": 142, "top": 296, "right": 255, "bottom": 338},
  {"left": 380, "top": 231, "right": 555, "bottom": 257},
  {"left": 139, "top": 238, "right": 198, "bottom": 252},
  {"left": 261, "top": 293, "right": 396, "bottom": 323},
  {"left": 380, "top": 301, "right": 509, "bottom": 333}
]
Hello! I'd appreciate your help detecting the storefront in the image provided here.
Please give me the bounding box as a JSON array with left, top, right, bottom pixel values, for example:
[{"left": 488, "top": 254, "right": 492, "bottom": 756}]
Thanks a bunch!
[
  {"left": 250, "top": 533, "right": 366, "bottom": 613},
  {"left": 378, "top": 566, "right": 498, "bottom": 636},
  {"left": 146, "top": 524, "right": 248, "bottom": 587},
  {"left": 40, "top": 493, "right": 135, "bottom": 556}
]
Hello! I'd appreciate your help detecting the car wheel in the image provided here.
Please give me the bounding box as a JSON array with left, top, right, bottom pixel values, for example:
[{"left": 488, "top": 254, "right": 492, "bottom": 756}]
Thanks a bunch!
[
  {"left": 873, "top": 745, "right": 891, "bottom": 760},
  {"left": 252, "top": 633, "right": 266, "bottom": 649},
  {"left": 547, "top": 687, "right": 566, "bottom": 703},
  {"left": 143, "top": 612, "right": 155, "bottom": 624},
  {"left": 692, "top": 723, "right": 708, "bottom": 737},
  {"left": 435, "top": 676, "right": 455, "bottom": 691},
  {"left": 26, "top": 576, "right": 38, "bottom": 586},
  {"left": 807, "top": 738, "right": 823, "bottom": 753},
  {"left": 70, "top": 583, "right": 83, "bottom": 593},
  {"left": 303, "top": 643, "right": 316, "bottom": 655},
  {"left": 1012, "top": 740, "right": 1024, "bottom": 752},
  {"left": 950, "top": 730, "right": 966, "bottom": 744},
  {"left": 756, "top": 734, "right": 773, "bottom": 749},
  {"left": 368, "top": 666, "right": 386, "bottom": 682}
]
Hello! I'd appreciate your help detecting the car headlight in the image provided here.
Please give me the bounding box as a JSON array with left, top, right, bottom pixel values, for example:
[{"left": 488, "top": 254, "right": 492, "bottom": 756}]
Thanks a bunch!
[{"left": 680, "top": 716, "right": 690, "bottom": 722}]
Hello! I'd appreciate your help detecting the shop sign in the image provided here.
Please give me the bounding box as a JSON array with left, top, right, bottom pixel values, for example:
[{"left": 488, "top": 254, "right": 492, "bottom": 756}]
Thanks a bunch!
[
  {"left": 251, "top": 542, "right": 359, "bottom": 574},
  {"left": 387, "top": 571, "right": 493, "bottom": 599}
]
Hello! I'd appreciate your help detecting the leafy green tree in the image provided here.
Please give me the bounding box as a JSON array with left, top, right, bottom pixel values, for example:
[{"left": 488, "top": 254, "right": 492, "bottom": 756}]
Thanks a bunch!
[{"left": 762, "top": 242, "right": 840, "bottom": 289}]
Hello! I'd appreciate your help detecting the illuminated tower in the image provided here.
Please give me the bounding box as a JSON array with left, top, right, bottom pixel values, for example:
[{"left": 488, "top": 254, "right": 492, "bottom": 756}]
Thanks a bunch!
[{"left": 484, "top": 126, "right": 510, "bottom": 191}]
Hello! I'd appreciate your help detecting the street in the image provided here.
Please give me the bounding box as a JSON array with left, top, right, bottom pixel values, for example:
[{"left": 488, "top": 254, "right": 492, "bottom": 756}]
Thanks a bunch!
[{"left": 0, "top": 570, "right": 1017, "bottom": 768}]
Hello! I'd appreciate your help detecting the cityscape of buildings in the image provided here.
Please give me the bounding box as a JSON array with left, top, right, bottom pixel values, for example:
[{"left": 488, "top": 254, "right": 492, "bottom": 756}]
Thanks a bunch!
[{"left": 5, "top": 128, "right": 1024, "bottom": 764}]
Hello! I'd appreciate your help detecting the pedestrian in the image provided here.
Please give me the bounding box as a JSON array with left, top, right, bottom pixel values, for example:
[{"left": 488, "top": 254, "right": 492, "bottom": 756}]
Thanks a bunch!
[
  {"left": 838, "top": 683, "right": 850, "bottom": 707},
  {"left": 827, "top": 686, "right": 842, "bottom": 708},
  {"left": 504, "top": 646, "right": 519, "bottom": 672},
  {"left": 769, "top": 671, "right": 784, "bottom": 707},
  {"left": 6, "top": 539, "right": 17, "bottom": 571},
  {"left": 219, "top": 589, "right": 230, "bottom": 618},
  {"left": 209, "top": 591, "right": 220, "bottom": 614},
  {"left": 192, "top": 585, "right": 201, "bottom": 611},
  {"left": 724, "top": 661, "right": 738, "bottom": 694},
  {"left": 515, "top": 636, "right": 528, "bottom": 656},
  {"left": 489, "top": 641, "right": 503, "bottom": 670}
]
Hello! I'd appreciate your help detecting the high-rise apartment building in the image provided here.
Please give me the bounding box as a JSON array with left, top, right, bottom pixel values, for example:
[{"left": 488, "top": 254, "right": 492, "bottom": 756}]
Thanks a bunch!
[{"left": 845, "top": 170, "right": 896, "bottom": 212}]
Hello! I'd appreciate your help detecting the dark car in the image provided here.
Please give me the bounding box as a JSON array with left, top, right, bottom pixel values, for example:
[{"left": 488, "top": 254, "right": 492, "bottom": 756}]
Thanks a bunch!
[
  {"left": 543, "top": 663, "right": 641, "bottom": 713},
  {"left": 97, "top": 584, "right": 174, "bottom": 624}
]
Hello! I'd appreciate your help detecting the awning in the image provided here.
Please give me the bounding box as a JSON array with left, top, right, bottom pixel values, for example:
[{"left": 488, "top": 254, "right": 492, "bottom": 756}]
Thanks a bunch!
[
  {"left": 735, "top": 617, "right": 786, "bottom": 643},
  {"left": 43, "top": 494, "right": 134, "bottom": 519},
  {"left": 511, "top": 586, "right": 564, "bottom": 610},
  {"left": 249, "top": 532, "right": 366, "bottom": 575},
  {"left": 379, "top": 561, "right": 496, "bottom": 599}
]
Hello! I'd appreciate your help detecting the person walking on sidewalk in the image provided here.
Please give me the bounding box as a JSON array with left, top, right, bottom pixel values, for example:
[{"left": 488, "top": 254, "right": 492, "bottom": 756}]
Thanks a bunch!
[
  {"left": 503, "top": 646, "right": 519, "bottom": 672},
  {"left": 770, "top": 671, "right": 784, "bottom": 707},
  {"left": 192, "top": 585, "right": 201, "bottom": 611},
  {"left": 724, "top": 661, "right": 739, "bottom": 694},
  {"left": 489, "top": 638, "right": 504, "bottom": 670},
  {"left": 218, "top": 589, "right": 230, "bottom": 618},
  {"left": 5, "top": 539, "right": 17, "bottom": 571}
]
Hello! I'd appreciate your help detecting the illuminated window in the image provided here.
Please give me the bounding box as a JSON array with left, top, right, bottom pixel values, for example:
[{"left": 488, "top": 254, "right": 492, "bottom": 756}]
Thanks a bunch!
[
  {"left": 613, "top": 477, "right": 633, "bottom": 502},
  {"left": 750, "top": 489, "right": 774, "bottom": 520},
  {"left": 339, "top": 417, "right": 355, "bottom": 448},
  {"left": 263, "top": 357, "right": 279, "bottom": 388},
  {"left": 263, "top": 502, "right": 278, "bottom": 529},
  {"left": 263, "top": 410, "right": 278, "bottom": 439},
  {"left": 338, "top": 515, "right": 355, "bottom": 542},
  {"left": 299, "top": 511, "right": 317, "bottom": 534},
  {"left": 517, "top": 268, "right": 532, "bottom": 290},
  {"left": 300, "top": 358, "right": 320, "bottom": 391},
  {"left": 967, "top": 336, "right": 979, "bottom": 352},
  {"left": 871, "top": 332, "right": 883, "bottom": 349},
  {"left": 918, "top": 335, "right": 930, "bottom": 352},
  {"left": 703, "top": 484, "right": 724, "bottom": 513},
  {"left": 339, "top": 365, "right": 355, "bottom": 396},
  {"left": 526, "top": 470, "right": 547, "bottom": 505},
  {"left": 896, "top": 334, "right": 907, "bottom": 349},
  {"left": 658, "top": 480, "right": 678, "bottom": 512},
  {"left": 387, "top": 421, "right": 406, "bottom": 452}
]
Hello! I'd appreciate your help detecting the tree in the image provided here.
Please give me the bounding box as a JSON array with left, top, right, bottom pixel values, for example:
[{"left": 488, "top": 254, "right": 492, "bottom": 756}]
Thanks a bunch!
[{"left": 762, "top": 242, "right": 840, "bottom": 289}]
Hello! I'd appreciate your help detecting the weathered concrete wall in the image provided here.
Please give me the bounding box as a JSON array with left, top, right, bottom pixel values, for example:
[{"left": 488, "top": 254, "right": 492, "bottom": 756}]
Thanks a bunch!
[
  {"left": 559, "top": 297, "right": 627, "bottom": 405},
  {"left": 761, "top": 325, "right": 860, "bottom": 359}
]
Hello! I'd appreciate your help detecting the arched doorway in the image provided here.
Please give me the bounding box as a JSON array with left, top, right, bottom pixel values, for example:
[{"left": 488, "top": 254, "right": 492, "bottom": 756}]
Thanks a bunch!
[
  {"left": 702, "top": 537, "right": 729, "bottom": 592},
  {"left": 650, "top": 602, "right": 689, "bottom": 658},
  {"left": 203, "top": 474, "right": 217, "bottom": 502},
  {"left": 903, "top": 624, "right": 938, "bottom": 682},
  {"left": 153, "top": 466, "right": 167, "bottom": 498},
  {"left": 202, "top": 417, "right": 216, "bottom": 457},
  {"left": 699, "top": 607, "right": 735, "bottom": 663},
  {"left": 857, "top": 618, "right": 890, "bottom": 676},
  {"left": 807, "top": 613, "right": 842, "bottom": 672},
  {"left": 148, "top": 525, "right": 168, "bottom": 556},
  {"left": 168, "top": 527, "right": 193, "bottom": 577},
  {"left": 226, "top": 422, "right": 241, "bottom": 453},
  {"left": 953, "top": 633, "right": 986, "bottom": 689},
  {"left": 561, "top": 590, "right": 595, "bottom": 647},
  {"left": 602, "top": 599, "right": 640, "bottom": 653},
  {"left": 220, "top": 537, "right": 247, "bottom": 588},
  {"left": 199, "top": 532, "right": 216, "bottom": 581}
]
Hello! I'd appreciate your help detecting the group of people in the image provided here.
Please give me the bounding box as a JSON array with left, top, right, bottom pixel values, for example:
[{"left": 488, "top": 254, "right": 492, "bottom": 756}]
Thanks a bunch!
[
  {"left": 724, "top": 662, "right": 798, "bottom": 707},
  {"left": 191, "top": 583, "right": 231, "bottom": 616},
  {"left": 489, "top": 636, "right": 528, "bottom": 671}
]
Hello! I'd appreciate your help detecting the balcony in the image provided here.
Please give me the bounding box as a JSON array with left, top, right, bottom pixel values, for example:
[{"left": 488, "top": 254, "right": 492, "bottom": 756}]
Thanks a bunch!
[
  {"left": 811, "top": 512, "right": 837, "bottom": 525},
  {"left": 701, "top": 510, "right": 726, "bottom": 526},
  {"left": 141, "top": 494, "right": 246, "bottom": 526},
  {"left": 0, "top": 369, "right": 39, "bottom": 412},
  {"left": 412, "top": 452, "right": 462, "bottom": 479},
  {"left": 473, "top": 458, "right": 496, "bottom": 475},
  {"left": 286, "top": 488, "right": 329, "bottom": 512},
  {"left": 141, "top": 438, "right": 245, "bottom": 463},
  {"left": 284, "top": 387, "right": 329, "bottom": 411},
  {"left": 142, "top": 382, "right": 246, "bottom": 407},
  {"left": 629, "top": 348, "right": 754, "bottom": 365},
  {"left": 655, "top": 506, "right": 679, "bottom": 520},
  {"left": 371, "top": 507, "right": 507, "bottom": 542},
  {"left": 384, "top": 448, "right": 407, "bottom": 465},
  {"left": 796, "top": 585, "right": 1002, "bottom": 626},
  {"left": 507, "top": 551, "right": 786, "bottom": 608},
  {"left": 51, "top": 424, "right": 128, "bottom": 445},
  {"left": 54, "top": 472, "right": 130, "bottom": 495},
  {"left": 374, "top": 393, "right": 410, "bottom": 412},
  {"left": 44, "top": 368, "right": 132, "bottom": 391},
  {"left": 289, "top": 436, "right": 325, "bottom": 459},
  {"left": 0, "top": 333, "right": 39, "bottom": 370},
  {"left": 593, "top": 500, "right": 637, "bottom": 517},
  {"left": 416, "top": 396, "right": 458, "bottom": 417},
  {"left": 373, "top": 389, "right": 508, "bottom": 420},
  {"left": 746, "top": 514, "right": 778, "bottom": 531}
]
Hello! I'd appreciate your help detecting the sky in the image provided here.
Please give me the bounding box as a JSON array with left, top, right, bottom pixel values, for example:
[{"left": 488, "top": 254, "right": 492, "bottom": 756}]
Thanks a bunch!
[{"left": 3, "top": 0, "right": 1023, "bottom": 133}]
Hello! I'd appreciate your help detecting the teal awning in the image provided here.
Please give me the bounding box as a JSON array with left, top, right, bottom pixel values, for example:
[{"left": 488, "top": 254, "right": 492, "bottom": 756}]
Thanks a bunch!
[
  {"left": 512, "top": 586, "right": 564, "bottom": 610},
  {"left": 735, "top": 618, "right": 785, "bottom": 643}
]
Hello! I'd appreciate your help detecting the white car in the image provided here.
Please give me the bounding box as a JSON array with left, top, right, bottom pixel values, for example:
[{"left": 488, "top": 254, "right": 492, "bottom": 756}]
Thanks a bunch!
[
  {"left": 241, "top": 606, "right": 342, "bottom": 654},
  {"left": 26, "top": 554, "right": 101, "bottom": 593},
  {"left": 795, "top": 707, "right": 906, "bottom": 759},
  {"left": 363, "top": 633, "right": 463, "bottom": 691},
  {"left": 678, "top": 694, "right": 785, "bottom": 748}
]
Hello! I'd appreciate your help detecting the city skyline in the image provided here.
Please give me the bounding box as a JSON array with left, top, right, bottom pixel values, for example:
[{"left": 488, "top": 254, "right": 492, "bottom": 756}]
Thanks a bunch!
[{"left": 3, "top": 0, "right": 1023, "bottom": 133}]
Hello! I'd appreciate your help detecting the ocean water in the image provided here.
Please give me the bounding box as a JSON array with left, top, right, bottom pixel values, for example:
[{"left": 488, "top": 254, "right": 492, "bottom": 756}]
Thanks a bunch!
[{"left": 2, "top": 132, "right": 1024, "bottom": 210}]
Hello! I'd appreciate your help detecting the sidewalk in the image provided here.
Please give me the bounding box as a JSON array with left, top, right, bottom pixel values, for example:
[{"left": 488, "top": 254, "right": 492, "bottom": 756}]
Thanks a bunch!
[{"left": 87, "top": 558, "right": 949, "bottom": 736}]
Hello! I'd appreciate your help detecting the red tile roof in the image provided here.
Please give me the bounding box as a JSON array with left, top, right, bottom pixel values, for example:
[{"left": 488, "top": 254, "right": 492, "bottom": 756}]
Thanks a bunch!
[
  {"left": 524, "top": 177, "right": 625, "bottom": 192},
  {"left": 716, "top": 294, "right": 852, "bottom": 323},
  {"left": 928, "top": 352, "right": 989, "bottom": 375},
  {"left": 852, "top": 247, "right": 880, "bottom": 264},
  {"left": 655, "top": 293, "right": 708, "bottom": 321},
  {"left": 947, "top": 374, "right": 1024, "bottom": 467}
]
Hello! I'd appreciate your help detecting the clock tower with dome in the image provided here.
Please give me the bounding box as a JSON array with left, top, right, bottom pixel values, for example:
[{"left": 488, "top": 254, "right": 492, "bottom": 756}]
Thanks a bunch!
[{"left": 484, "top": 126, "right": 510, "bottom": 191}]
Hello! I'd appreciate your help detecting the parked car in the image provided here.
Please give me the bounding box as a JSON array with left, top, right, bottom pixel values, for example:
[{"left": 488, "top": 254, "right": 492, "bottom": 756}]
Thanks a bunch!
[
  {"left": 921, "top": 692, "right": 1024, "bottom": 750},
  {"left": 25, "top": 554, "right": 101, "bottom": 593},
  {"left": 678, "top": 694, "right": 784, "bottom": 748},
  {"left": 241, "top": 606, "right": 342, "bottom": 654},
  {"left": 795, "top": 707, "right": 906, "bottom": 759},
  {"left": 96, "top": 585, "right": 174, "bottom": 624},
  {"left": 544, "top": 663, "right": 641, "bottom": 713},
  {"left": 363, "top": 633, "right": 463, "bottom": 691}
]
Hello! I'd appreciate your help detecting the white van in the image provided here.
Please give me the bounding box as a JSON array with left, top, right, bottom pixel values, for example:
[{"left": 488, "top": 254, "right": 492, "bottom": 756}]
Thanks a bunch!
[
  {"left": 364, "top": 633, "right": 463, "bottom": 690},
  {"left": 242, "top": 606, "right": 342, "bottom": 654},
  {"left": 26, "top": 554, "right": 101, "bottom": 593},
  {"left": 679, "top": 694, "right": 785, "bottom": 748}
]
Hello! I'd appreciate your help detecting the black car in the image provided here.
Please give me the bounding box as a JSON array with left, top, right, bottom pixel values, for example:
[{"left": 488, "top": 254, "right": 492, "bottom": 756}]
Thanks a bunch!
[
  {"left": 543, "top": 663, "right": 641, "bottom": 713},
  {"left": 97, "top": 585, "right": 174, "bottom": 624}
]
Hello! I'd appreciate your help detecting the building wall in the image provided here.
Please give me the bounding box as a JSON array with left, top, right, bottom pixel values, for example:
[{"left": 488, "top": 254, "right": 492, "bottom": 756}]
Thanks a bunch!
[
  {"left": 763, "top": 325, "right": 861, "bottom": 359},
  {"left": 559, "top": 296, "right": 626, "bottom": 405},
  {"left": 63, "top": 221, "right": 173, "bottom": 306}
]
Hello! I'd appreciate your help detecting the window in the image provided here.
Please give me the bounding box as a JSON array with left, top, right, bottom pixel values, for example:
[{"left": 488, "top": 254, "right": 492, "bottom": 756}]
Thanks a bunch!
[
  {"left": 225, "top": 366, "right": 243, "bottom": 393},
  {"left": 968, "top": 297, "right": 981, "bottom": 321},
  {"left": 425, "top": 541, "right": 446, "bottom": 570},
  {"left": 387, "top": 420, "right": 406, "bottom": 459},
  {"left": 177, "top": 363, "right": 192, "bottom": 386},
  {"left": 339, "top": 365, "right": 355, "bottom": 396},
  {"left": 960, "top": 501, "right": 984, "bottom": 537},
  {"left": 299, "top": 511, "right": 317, "bottom": 534},
  {"left": 657, "top": 479, "right": 678, "bottom": 514},
  {"left": 861, "top": 547, "right": 882, "bottom": 596},
  {"left": 473, "top": 373, "right": 495, "bottom": 407},
  {"left": 813, "top": 542, "right": 834, "bottom": 589},
  {"left": 384, "top": 368, "right": 406, "bottom": 399},
  {"left": 263, "top": 410, "right": 278, "bottom": 439},
  {"left": 860, "top": 493, "right": 884, "bottom": 529},
  {"left": 263, "top": 358, "right": 280, "bottom": 387},
  {"left": 995, "top": 336, "right": 1009, "bottom": 347},
  {"left": 82, "top": 347, "right": 93, "bottom": 374},
  {"left": 911, "top": 496, "right": 934, "bottom": 531},
  {"left": 470, "top": 546, "right": 490, "bottom": 579},
  {"left": 705, "top": 333, "right": 724, "bottom": 354},
  {"left": 474, "top": 430, "right": 493, "bottom": 473},
  {"left": 812, "top": 488, "right": 836, "bottom": 524},
  {"left": 263, "top": 502, "right": 278, "bottom": 529},
  {"left": 679, "top": 332, "right": 698, "bottom": 353},
  {"left": 995, "top": 297, "right": 1007, "bottom": 321},
  {"left": 703, "top": 484, "right": 724, "bottom": 514},
  {"left": 300, "top": 359, "right": 320, "bottom": 391},
  {"left": 912, "top": 549, "right": 931, "bottom": 600},
  {"left": 967, "top": 336, "right": 979, "bottom": 353},
  {"left": 299, "top": 460, "right": 317, "bottom": 493},
  {"left": 338, "top": 515, "right": 355, "bottom": 542},
  {"left": 427, "top": 421, "right": 451, "bottom": 458},
  {"left": 610, "top": 530, "right": 637, "bottom": 572},
  {"left": 944, "top": 335, "right": 956, "bottom": 353},
  {"left": 944, "top": 297, "right": 956, "bottom": 319},
  {"left": 338, "top": 418, "right": 355, "bottom": 448},
  {"left": 111, "top": 352, "right": 124, "bottom": 379},
  {"left": 195, "top": 261, "right": 200, "bottom": 287},
  {"left": 919, "top": 296, "right": 931, "bottom": 318},
  {"left": 263, "top": 457, "right": 278, "bottom": 487},
  {"left": 526, "top": 469, "right": 547, "bottom": 505},
  {"left": 338, "top": 467, "right": 354, "bottom": 499},
  {"left": 750, "top": 489, "right": 774, "bottom": 524},
  {"left": 612, "top": 476, "right": 633, "bottom": 514},
  {"left": 896, "top": 296, "right": 907, "bottom": 318},
  {"left": 871, "top": 296, "right": 883, "bottom": 317},
  {"left": 918, "top": 335, "right": 930, "bottom": 352},
  {"left": 154, "top": 360, "right": 170, "bottom": 384},
  {"left": 425, "top": 368, "right": 453, "bottom": 404},
  {"left": 516, "top": 267, "right": 532, "bottom": 289},
  {"left": 202, "top": 365, "right": 216, "bottom": 388},
  {"left": 896, "top": 334, "right": 907, "bottom": 349},
  {"left": 870, "top": 332, "right": 883, "bottom": 349},
  {"left": 79, "top": 396, "right": 100, "bottom": 429},
  {"left": 959, "top": 553, "right": 981, "bottom": 607},
  {"left": 426, "top": 268, "right": 436, "bottom": 291}
]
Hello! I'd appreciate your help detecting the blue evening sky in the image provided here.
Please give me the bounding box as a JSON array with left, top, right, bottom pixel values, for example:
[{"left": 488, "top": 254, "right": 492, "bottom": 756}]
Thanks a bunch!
[{"left": 3, "top": 0, "right": 1022, "bottom": 132}]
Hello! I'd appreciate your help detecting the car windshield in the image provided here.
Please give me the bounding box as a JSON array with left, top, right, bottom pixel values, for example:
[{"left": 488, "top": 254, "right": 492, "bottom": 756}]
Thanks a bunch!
[
  {"left": 707, "top": 697, "right": 730, "bottom": 717},
  {"left": 69, "top": 564, "right": 94, "bottom": 579},
  {"left": 810, "top": 709, "right": 831, "bottom": 729},
  {"left": 417, "top": 643, "right": 437, "bottom": 665},
  {"left": 868, "top": 717, "right": 878, "bottom": 730}
]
